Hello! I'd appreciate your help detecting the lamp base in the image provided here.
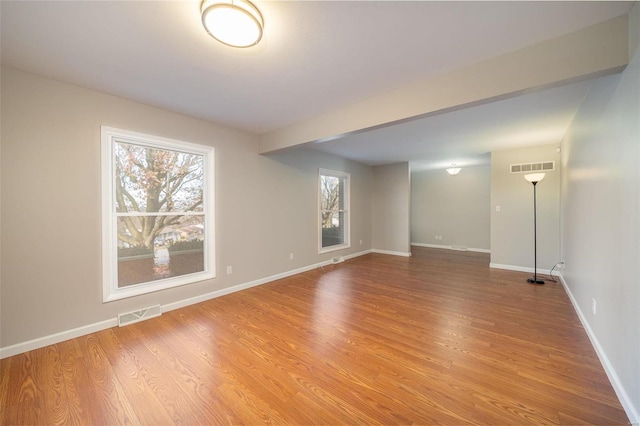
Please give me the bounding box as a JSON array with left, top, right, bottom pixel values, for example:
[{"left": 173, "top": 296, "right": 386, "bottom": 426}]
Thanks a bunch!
[{"left": 527, "top": 277, "right": 545, "bottom": 285}]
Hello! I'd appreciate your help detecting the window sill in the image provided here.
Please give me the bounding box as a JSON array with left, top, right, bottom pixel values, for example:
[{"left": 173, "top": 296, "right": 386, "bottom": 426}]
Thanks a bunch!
[{"left": 319, "top": 243, "right": 351, "bottom": 255}]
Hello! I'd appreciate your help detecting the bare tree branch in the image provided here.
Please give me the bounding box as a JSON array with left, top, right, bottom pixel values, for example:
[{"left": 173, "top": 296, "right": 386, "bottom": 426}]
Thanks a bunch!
[{"left": 114, "top": 144, "right": 204, "bottom": 249}]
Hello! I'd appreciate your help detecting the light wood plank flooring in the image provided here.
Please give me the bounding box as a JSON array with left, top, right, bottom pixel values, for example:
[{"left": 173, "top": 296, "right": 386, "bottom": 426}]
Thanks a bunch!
[{"left": 0, "top": 247, "right": 630, "bottom": 424}]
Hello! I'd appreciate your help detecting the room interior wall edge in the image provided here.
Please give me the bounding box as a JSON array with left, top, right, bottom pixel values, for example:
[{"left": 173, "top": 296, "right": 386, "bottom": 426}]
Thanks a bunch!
[
  {"left": 558, "top": 273, "right": 640, "bottom": 425},
  {"left": 558, "top": 3, "right": 640, "bottom": 422}
]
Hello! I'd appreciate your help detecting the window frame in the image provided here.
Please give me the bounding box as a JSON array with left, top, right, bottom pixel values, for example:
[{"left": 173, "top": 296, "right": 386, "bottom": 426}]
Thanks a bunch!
[
  {"left": 318, "top": 168, "right": 351, "bottom": 254},
  {"left": 101, "top": 126, "right": 215, "bottom": 302}
]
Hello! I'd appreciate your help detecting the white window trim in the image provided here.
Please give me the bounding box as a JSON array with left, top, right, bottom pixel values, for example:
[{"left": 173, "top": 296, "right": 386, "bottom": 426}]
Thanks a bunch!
[
  {"left": 318, "top": 168, "right": 351, "bottom": 254},
  {"left": 101, "top": 126, "right": 215, "bottom": 302}
]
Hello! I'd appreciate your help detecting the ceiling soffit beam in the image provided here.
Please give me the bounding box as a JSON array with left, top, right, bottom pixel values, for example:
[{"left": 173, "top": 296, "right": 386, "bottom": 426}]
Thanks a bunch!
[{"left": 259, "top": 14, "right": 629, "bottom": 154}]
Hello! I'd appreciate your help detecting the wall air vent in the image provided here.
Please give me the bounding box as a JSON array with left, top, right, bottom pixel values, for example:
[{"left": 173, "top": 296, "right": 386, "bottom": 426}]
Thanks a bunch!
[
  {"left": 510, "top": 161, "right": 555, "bottom": 174},
  {"left": 118, "top": 305, "right": 162, "bottom": 327}
]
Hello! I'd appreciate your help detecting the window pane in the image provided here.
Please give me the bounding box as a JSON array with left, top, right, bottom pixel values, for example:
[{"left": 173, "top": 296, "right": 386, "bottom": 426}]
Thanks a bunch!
[
  {"left": 117, "top": 215, "right": 205, "bottom": 287},
  {"left": 320, "top": 175, "right": 340, "bottom": 212},
  {"left": 322, "top": 211, "right": 345, "bottom": 247},
  {"left": 114, "top": 142, "right": 204, "bottom": 213},
  {"left": 320, "top": 172, "right": 347, "bottom": 249}
]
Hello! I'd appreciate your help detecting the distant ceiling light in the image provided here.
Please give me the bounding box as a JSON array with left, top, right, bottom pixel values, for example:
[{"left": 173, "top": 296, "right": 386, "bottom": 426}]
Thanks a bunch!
[
  {"left": 446, "top": 165, "right": 461, "bottom": 175},
  {"left": 201, "top": 0, "right": 264, "bottom": 48}
]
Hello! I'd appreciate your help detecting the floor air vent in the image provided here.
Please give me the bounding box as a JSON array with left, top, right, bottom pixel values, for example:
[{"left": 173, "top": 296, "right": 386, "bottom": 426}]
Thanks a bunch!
[{"left": 118, "top": 305, "right": 162, "bottom": 327}]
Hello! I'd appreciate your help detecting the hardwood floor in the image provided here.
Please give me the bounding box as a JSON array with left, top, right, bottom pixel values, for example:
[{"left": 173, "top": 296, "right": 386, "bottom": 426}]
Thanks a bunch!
[{"left": 0, "top": 247, "right": 630, "bottom": 425}]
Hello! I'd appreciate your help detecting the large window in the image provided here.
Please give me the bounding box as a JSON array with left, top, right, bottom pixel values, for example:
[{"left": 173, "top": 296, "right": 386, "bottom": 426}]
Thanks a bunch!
[
  {"left": 101, "top": 127, "right": 215, "bottom": 302},
  {"left": 319, "top": 169, "right": 350, "bottom": 252}
]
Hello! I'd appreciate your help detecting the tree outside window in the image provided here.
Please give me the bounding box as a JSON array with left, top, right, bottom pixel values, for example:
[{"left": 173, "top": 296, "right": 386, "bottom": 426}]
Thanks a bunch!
[{"left": 319, "top": 169, "right": 350, "bottom": 252}]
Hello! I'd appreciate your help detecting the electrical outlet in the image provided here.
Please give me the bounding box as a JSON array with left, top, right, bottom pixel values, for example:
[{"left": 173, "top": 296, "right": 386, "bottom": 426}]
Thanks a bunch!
[
  {"left": 592, "top": 298, "right": 597, "bottom": 315},
  {"left": 226, "top": 265, "right": 232, "bottom": 275},
  {"left": 360, "top": 239, "right": 363, "bottom": 245},
  {"left": 289, "top": 252, "right": 294, "bottom": 260}
]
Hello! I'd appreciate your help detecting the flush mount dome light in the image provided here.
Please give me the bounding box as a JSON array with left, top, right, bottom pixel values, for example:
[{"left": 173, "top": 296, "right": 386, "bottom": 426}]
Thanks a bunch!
[{"left": 201, "top": 0, "right": 264, "bottom": 48}]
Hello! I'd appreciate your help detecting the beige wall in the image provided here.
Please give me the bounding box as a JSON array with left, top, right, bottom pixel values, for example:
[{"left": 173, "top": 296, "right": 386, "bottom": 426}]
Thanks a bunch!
[
  {"left": 264, "top": 146, "right": 373, "bottom": 255},
  {"left": 411, "top": 165, "right": 490, "bottom": 251},
  {"left": 560, "top": 3, "right": 640, "bottom": 420},
  {"left": 0, "top": 67, "right": 373, "bottom": 349},
  {"left": 490, "top": 144, "right": 562, "bottom": 271},
  {"left": 372, "top": 163, "right": 411, "bottom": 255}
]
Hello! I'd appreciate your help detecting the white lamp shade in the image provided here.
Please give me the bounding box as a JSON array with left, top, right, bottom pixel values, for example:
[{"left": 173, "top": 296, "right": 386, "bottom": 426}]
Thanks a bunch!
[
  {"left": 201, "top": 0, "right": 264, "bottom": 48},
  {"left": 524, "top": 173, "right": 546, "bottom": 183}
]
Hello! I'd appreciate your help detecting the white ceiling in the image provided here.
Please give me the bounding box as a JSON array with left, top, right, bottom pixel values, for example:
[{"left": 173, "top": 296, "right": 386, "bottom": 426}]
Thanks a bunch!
[
  {"left": 309, "top": 78, "right": 594, "bottom": 171},
  {"left": 0, "top": 1, "right": 633, "bottom": 169}
]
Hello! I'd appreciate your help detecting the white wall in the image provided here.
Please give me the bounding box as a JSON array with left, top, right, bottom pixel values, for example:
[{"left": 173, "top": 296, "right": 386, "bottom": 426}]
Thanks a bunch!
[
  {"left": 0, "top": 67, "right": 373, "bottom": 350},
  {"left": 490, "top": 144, "right": 562, "bottom": 272},
  {"left": 560, "top": 4, "right": 640, "bottom": 421},
  {"left": 411, "top": 165, "right": 490, "bottom": 251},
  {"left": 372, "top": 163, "right": 411, "bottom": 256}
]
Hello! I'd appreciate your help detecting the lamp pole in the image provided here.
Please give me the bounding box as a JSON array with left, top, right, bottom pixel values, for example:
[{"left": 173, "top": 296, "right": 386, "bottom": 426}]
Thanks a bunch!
[{"left": 524, "top": 173, "right": 545, "bottom": 285}]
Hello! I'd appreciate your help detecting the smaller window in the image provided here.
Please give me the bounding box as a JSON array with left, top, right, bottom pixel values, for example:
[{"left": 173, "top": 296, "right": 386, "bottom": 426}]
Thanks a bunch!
[{"left": 319, "top": 169, "right": 350, "bottom": 253}]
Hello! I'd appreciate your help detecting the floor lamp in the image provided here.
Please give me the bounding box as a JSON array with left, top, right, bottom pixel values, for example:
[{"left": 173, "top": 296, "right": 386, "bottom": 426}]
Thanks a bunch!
[{"left": 524, "top": 173, "right": 545, "bottom": 284}]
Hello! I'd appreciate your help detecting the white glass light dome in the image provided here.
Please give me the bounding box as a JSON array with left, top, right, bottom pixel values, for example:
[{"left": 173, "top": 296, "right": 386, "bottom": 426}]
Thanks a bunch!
[{"left": 201, "top": 0, "right": 264, "bottom": 48}]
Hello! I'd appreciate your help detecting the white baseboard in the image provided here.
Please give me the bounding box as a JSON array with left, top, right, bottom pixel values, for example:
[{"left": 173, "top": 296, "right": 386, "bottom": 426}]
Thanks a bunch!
[
  {"left": 0, "top": 318, "right": 118, "bottom": 359},
  {"left": 489, "top": 263, "right": 535, "bottom": 273},
  {"left": 489, "top": 263, "right": 563, "bottom": 277},
  {"left": 558, "top": 274, "right": 639, "bottom": 425},
  {"left": 344, "top": 249, "right": 373, "bottom": 261},
  {"left": 411, "top": 242, "right": 491, "bottom": 254},
  {"left": 372, "top": 249, "right": 411, "bottom": 257},
  {"left": 0, "top": 249, "right": 373, "bottom": 360}
]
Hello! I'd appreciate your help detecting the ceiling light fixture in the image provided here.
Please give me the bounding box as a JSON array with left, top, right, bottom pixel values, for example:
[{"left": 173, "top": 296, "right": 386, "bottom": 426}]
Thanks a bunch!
[
  {"left": 201, "top": 0, "right": 264, "bottom": 48},
  {"left": 446, "top": 165, "right": 461, "bottom": 175}
]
